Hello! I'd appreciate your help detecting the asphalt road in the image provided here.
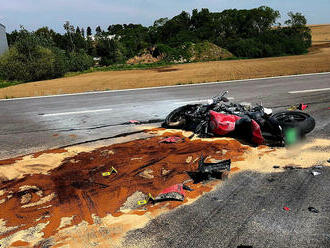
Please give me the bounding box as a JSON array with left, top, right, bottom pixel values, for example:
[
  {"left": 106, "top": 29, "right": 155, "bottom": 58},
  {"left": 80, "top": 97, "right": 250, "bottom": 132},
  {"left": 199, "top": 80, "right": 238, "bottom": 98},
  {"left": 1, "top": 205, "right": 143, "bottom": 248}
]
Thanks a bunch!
[
  {"left": 0, "top": 72, "right": 329, "bottom": 159},
  {"left": 123, "top": 167, "right": 330, "bottom": 248},
  {"left": 0, "top": 72, "right": 329, "bottom": 247}
]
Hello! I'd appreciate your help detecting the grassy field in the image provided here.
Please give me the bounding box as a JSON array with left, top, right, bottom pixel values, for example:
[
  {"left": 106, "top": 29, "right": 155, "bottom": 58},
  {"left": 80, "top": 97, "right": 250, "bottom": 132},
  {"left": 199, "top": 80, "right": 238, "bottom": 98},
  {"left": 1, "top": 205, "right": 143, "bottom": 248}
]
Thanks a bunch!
[{"left": 0, "top": 24, "right": 329, "bottom": 99}]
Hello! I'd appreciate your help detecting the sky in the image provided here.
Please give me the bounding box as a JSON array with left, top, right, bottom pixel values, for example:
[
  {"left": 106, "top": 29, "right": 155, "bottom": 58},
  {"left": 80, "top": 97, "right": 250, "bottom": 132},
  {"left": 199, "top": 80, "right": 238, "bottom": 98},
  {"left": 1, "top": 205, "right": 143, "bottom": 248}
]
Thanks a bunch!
[{"left": 0, "top": 0, "right": 329, "bottom": 33}]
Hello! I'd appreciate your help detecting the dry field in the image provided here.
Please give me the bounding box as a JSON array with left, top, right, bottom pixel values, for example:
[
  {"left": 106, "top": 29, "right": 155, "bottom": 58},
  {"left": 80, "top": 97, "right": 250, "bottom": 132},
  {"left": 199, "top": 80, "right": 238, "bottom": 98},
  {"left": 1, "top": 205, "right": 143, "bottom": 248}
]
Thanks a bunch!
[{"left": 0, "top": 25, "right": 329, "bottom": 99}]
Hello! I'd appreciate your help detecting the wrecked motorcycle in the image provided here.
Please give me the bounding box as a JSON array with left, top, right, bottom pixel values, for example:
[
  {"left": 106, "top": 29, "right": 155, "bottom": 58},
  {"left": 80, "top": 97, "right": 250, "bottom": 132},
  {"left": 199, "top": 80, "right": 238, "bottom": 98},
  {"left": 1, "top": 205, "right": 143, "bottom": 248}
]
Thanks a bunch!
[{"left": 162, "top": 91, "right": 315, "bottom": 146}]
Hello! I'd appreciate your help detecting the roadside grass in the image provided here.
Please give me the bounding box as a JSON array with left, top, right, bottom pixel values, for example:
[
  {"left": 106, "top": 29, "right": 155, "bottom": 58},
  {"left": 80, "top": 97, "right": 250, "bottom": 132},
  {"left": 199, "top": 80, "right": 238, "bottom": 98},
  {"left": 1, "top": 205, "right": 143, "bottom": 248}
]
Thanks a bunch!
[
  {"left": 63, "top": 57, "right": 255, "bottom": 79},
  {"left": 0, "top": 80, "right": 22, "bottom": 89},
  {"left": 64, "top": 62, "right": 175, "bottom": 78}
]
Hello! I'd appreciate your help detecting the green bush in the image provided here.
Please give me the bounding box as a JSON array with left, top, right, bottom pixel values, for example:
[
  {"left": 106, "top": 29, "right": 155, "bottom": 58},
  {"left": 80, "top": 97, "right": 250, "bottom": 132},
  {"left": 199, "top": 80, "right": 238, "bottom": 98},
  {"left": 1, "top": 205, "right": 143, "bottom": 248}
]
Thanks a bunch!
[
  {"left": 0, "top": 46, "right": 58, "bottom": 82},
  {"left": 228, "top": 39, "right": 263, "bottom": 58},
  {"left": 155, "top": 43, "right": 192, "bottom": 62},
  {"left": 51, "top": 47, "right": 69, "bottom": 78},
  {"left": 67, "top": 51, "right": 94, "bottom": 72}
]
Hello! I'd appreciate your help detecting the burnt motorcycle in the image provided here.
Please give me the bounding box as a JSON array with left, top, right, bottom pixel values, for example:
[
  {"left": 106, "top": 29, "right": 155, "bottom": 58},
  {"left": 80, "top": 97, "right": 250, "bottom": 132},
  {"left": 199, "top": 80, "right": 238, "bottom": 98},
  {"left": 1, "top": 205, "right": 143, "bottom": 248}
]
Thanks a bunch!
[{"left": 162, "top": 91, "right": 315, "bottom": 146}]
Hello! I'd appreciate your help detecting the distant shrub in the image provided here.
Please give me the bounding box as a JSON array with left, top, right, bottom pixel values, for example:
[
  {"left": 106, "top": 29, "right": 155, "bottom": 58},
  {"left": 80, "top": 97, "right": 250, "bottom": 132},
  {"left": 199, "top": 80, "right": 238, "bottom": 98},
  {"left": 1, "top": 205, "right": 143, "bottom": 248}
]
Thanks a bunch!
[
  {"left": 51, "top": 47, "right": 69, "bottom": 78},
  {"left": 67, "top": 50, "right": 94, "bottom": 72},
  {"left": 228, "top": 39, "right": 263, "bottom": 58},
  {"left": 0, "top": 46, "right": 57, "bottom": 82},
  {"left": 154, "top": 43, "right": 192, "bottom": 62}
]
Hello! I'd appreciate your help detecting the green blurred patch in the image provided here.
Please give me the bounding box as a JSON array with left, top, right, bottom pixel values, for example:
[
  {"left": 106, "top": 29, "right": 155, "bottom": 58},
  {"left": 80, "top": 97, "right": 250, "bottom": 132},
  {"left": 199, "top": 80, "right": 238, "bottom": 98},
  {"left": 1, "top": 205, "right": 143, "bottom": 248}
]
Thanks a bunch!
[{"left": 285, "top": 128, "right": 298, "bottom": 145}]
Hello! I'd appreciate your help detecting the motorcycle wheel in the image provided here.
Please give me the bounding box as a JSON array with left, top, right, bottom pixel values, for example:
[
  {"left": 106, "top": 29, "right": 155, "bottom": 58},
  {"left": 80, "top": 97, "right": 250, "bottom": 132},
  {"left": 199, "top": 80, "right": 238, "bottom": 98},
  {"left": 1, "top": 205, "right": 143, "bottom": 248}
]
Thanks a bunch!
[
  {"left": 272, "top": 111, "right": 315, "bottom": 134},
  {"left": 163, "top": 104, "right": 200, "bottom": 128}
]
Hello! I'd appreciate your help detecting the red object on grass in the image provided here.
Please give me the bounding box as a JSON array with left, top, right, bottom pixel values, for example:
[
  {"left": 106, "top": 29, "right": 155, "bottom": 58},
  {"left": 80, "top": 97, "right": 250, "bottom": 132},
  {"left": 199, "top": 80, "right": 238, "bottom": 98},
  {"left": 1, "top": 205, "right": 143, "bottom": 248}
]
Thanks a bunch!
[
  {"left": 160, "top": 136, "right": 182, "bottom": 143},
  {"left": 283, "top": 206, "right": 291, "bottom": 211}
]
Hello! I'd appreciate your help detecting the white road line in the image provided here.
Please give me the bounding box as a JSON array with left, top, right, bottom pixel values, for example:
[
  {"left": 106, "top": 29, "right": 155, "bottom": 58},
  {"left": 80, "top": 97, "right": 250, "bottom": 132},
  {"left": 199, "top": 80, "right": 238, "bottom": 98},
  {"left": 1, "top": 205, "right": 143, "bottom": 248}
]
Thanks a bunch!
[
  {"left": 40, "top": 108, "right": 113, "bottom": 117},
  {"left": 175, "top": 97, "right": 235, "bottom": 105},
  {"left": 1, "top": 72, "right": 329, "bottom": 102},
  {"left": 288, "top": 87, "right": 330, "bottom": 94}
]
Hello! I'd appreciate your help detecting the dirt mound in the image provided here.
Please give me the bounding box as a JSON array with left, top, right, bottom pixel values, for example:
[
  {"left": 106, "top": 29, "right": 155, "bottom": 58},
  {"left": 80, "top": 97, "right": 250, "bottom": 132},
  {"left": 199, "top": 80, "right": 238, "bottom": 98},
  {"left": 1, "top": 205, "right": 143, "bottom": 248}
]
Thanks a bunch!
[
  {"left": 188, "top": 41, "right": 234, "bottom": 62},
  {"left": 126, "top": 47, "right": 164, "bottom": 65}
]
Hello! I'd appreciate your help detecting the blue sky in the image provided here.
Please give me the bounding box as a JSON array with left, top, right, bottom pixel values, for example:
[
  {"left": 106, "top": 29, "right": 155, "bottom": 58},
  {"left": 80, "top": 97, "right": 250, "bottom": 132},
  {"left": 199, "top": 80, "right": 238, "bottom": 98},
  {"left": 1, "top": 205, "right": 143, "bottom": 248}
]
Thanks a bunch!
[{"left": 0, "top": 0, "right": 329, "bottom": 33}]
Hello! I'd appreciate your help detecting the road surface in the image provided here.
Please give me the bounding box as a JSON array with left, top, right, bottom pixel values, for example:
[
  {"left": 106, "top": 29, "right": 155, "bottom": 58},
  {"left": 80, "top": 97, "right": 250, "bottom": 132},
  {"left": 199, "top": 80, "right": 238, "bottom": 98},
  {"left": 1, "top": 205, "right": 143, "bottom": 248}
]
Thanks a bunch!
[
  {"left": 0, "top": 72, "right": 329, "bottom": 159},
  {"left": 0, "top": 72, "right": 329, "bottom": 247}
]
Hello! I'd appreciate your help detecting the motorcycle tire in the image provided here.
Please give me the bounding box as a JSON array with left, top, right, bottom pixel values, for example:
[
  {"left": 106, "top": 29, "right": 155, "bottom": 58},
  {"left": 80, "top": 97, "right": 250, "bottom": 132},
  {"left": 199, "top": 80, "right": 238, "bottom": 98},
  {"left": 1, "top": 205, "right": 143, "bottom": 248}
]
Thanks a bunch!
[
  {"left": 163, "top": 104, "right": 200, "bottom": 128},
  {"left": 272, "top": 111, "right": 315, "bottom": 134}
]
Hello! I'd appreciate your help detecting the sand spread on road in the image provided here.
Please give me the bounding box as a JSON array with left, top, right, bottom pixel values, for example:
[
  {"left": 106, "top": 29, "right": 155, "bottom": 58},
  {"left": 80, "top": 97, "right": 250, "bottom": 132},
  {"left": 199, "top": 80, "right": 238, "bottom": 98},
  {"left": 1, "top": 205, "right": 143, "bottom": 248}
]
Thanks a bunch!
[{"left": 0, "top": 129, "right": 329, "bottom": 247}]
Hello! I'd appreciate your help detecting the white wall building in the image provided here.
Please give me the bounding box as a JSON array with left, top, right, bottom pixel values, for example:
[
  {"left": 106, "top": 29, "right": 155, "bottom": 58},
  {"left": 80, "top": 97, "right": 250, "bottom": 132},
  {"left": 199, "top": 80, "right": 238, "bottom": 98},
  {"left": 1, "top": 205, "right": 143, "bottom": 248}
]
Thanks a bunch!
[{"left": 0, "top": 24, "right": 9, "bottom": 56}]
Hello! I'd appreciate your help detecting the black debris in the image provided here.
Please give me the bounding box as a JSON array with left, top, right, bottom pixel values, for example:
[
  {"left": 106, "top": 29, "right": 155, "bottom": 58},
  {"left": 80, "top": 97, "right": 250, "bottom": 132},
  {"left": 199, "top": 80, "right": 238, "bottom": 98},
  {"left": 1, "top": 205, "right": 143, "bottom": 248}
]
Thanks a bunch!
[
  {"left": 187, "top": 155, "right": 231, "bottom": 183},
  {"left": 308, "top": 207, "right": 319, "bottom": 213},
  {"left": 283, "top": 165, "right": 303, "bottom": 170},
  {"left": 267, "top": 177, "right": 276, "bottom": 182},
  {"left": 273, "top": 165, "right": 280, "bottom": 169},
  {"left": 198, "top": 155, "right": 231, "bottom": 173},
  {"left": 182, "top": 184, "right": 193, "bottom": 191}
]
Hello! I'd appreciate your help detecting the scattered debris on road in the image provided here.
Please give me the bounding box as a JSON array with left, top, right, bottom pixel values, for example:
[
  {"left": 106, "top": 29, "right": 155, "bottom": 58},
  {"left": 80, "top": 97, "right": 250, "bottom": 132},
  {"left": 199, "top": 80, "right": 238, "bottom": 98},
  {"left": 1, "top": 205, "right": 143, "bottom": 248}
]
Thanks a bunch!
[
  {"left": 187, "top": 155, "right": 231, "bottom": 183},
  {"left": 312, "top": 171, "right": 321, "bottom": 176},
  {"left": 101, "top": 166, "right": 118, "bottom": 176},
  {"left": 283, "top": 206, "right": 291, "bottom": 211},
  {"left": 155, "top": 184, "right": 185, "bottom": 202},
  {"left": 288, "top": 103, "right": 308, "bottom": 111},
  {"left": 298, "top": 103, "right": 308, "bottom": 111},
  {"left": 159, "top": 136, "right": 183, "bottom": 143},
  {"left": 283, "top": 165, "right": 303, "bottom": 170},
  {"left": 198, "top": 155, "right": 231, "bottom": 173},
  {"left": 129, "top": 120, "right": 141, "bottom": 124},
  {"left": 308, "top": 207, "right": 319, "bottom": 213}
]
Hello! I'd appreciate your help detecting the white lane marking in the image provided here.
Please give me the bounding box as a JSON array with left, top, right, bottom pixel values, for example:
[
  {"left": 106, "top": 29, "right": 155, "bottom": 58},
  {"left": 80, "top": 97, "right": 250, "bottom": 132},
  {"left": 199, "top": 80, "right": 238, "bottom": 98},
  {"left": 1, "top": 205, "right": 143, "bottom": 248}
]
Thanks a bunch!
[
  {"left": 40, "top": 108, "right": 113, "bottom": 117},
  {"left": 175, "top": 97, "right": 235, "bottom": 105},
  {"left": 288, "top": 87, "right": 330, "bottom": 94},
  {"left": 1, "top": 71, "right": 329, "bottom": 102}
]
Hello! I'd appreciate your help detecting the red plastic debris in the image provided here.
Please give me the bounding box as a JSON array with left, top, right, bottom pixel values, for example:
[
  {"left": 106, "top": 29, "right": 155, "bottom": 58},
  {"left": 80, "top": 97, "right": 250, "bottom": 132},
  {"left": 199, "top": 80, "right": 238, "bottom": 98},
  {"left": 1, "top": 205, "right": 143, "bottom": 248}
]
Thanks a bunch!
[
  {"left": 129, "top": 120, "right": 140, "bottom": 124},
  {"left": 159, "top": 184, "right": 185, "bottom": 196},
  {"left": 283, "top": 206, "right": 291, "bottom": 211},
  {"left": 298, "top": 103, "right": 308, "bottom": 111},
  {"left": 159, "top": 136, "right": 182, "bottom": 143},
  {"left": 155, "top": 184, "right": 185, "bottom": 201}
]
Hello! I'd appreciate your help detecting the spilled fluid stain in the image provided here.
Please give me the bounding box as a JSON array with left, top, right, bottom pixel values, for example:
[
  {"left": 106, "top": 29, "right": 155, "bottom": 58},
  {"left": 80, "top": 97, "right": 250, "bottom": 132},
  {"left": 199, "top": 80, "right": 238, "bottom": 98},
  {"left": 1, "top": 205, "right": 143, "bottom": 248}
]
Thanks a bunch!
[{"left": 0, "top": 133, "right": 249, "bottom": 244}]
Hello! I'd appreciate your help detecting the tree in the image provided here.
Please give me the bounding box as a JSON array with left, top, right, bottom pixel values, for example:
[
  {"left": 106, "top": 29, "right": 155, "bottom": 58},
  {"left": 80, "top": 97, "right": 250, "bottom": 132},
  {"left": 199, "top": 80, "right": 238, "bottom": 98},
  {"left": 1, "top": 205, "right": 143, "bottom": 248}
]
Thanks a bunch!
[
  {"left": 63, "top": 21, "right": 75, "bottom": 51},
  {"left": 96, "top": 26, "right": 102, "bottom": 34},
  {"left": 153, "top": 18, "right": 169, "bottom": 28},
  {"left": 285, "top": 12, "right": 307, "bottom": 27},
  {"left": 81, "top": 28, "right": 85, "bottom": 38},
  {"left": 87, "top": 26, "right": 92, "bottom": 36},
  {"left": 76, "top": 26, "right": 81, "bottom": 35}
]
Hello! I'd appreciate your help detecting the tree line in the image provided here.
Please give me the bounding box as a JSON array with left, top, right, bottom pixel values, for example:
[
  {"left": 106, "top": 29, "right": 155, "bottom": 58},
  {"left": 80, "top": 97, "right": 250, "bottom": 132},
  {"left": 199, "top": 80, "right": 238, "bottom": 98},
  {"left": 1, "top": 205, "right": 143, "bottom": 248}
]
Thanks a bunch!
[{"left": 1, "top": 6, "right": 311, "bottom": 82}]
